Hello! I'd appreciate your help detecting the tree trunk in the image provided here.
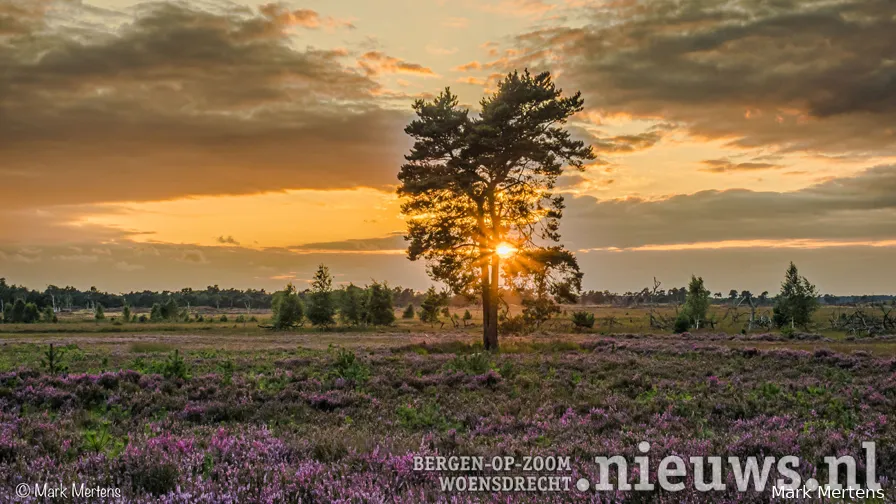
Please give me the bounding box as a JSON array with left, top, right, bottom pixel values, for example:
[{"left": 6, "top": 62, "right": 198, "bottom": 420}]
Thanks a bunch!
[
  {"left": 485, "top": 255, "right": 500, "bottom": 351},
  {"left": 480, "top": 265, "right": 490, "bottom": 348}
]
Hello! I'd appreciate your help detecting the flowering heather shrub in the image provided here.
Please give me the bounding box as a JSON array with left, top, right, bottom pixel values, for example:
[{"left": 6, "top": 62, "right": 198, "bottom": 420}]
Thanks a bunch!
[{"left": 0, "top": 339, "right": 894, "bottom": 502}]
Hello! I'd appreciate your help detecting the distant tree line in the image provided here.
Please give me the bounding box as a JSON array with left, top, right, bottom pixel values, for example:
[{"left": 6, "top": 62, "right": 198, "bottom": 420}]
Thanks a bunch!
[
  {"left": 579, "top": 286, "right": 894, "bottom": 307},
  {"left": 0, "top": 277, "right": 424, "bottom": 314},
  {"left": 270, "top": 265, "right": 399, "bottom": 330}
]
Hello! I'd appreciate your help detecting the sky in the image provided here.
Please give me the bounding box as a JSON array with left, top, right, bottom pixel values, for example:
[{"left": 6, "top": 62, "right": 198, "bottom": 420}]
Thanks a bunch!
[{"left": 1, "top": 0, "right": 895, "bottom": 295}]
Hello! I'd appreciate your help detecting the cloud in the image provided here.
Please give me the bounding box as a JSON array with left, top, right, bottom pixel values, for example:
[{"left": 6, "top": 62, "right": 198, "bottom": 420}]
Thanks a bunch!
[
  {"left": 216, "top": 235, "right": 241, "bottom": 246},
  {"left": 256, "top": 3, "right": 354, "bottom": 31},
  {"left": 290, "top": 233, "right": 406, "bottom": 252},
  {"left": 478, "top": 0, "right": 556, "bottom": 18},
  {"left": 114, "top": 261, "right": 145, "bottom": 272},
  {"left": 453, "top": 61, "right": 482, "bottom": 72},
  {"left": 180, "top": 250, "right": 209, "bottom": 264},
  {"left": 563, "top": 165, "right": 896, "bottom": 250},
  {"left": 425, "top": 45, "right": 458, "bottom": 56},
  {"left": 489, "top": 0, "right": 896, "bottom": 155},
  {"left": 0, "top": 2, "right": 410, "bottom": 211},
  {"left": 698, "top": 159, "right": 784, "bottom": 174},
  {"left": 590, "top": 130, "right": 664, "bottom": 154},
  {"left": 358, "top": 51, "right": 437, "bottom": 77},
  {"left": 456, "top": 76, "right": 486, "bottom": 86},
  {"left": 442, "top": 17, "right": 469, "bottom": 28},
  {"left": 53, "top": 254, "right": 99, "bottom": 263},
  {"left": 0, "top": 242, "right": 428, "bottom": 293}
]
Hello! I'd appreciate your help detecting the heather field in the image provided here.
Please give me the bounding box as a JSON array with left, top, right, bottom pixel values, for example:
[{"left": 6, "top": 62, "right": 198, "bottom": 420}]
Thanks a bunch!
[{"left": 1, "top": 330, "right": 895, "bottom": 503}]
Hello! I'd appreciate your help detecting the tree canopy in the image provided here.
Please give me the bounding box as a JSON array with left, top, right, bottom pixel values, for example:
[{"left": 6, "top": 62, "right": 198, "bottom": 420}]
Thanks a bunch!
[
  {"left": 773, "top": 262, "right": 819, "bottom": 330},
  {"left": 398, "top": 70, "right": 594, "bottom": 349}
]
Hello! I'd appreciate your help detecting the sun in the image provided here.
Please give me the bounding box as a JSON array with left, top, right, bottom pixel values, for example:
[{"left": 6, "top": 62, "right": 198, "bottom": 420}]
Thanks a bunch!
[{"left": 495, "top": 243, "right": 517, "bottom": 258}]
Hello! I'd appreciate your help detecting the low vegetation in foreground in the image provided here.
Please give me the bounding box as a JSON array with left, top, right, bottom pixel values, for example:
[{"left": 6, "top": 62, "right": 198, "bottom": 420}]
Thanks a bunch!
[{"left": 1, "top": 335, "right": 894, "bottom": 502}]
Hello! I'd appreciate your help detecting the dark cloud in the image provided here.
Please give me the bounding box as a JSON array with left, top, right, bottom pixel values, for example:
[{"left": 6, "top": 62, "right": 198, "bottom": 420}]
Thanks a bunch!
[
  {"left": 698, "top": 159, "right": 783, "bottom": 173},
  {"left": 496, "top": 0, "right": 896, "bottom": 155},
  {"left": 578, "top": 246, "right": 896, "bottom": 295},
  {"left": 592, "top": 130, "right": 664, "bottom": 154},
  {"left": 216, "top": 235, "right": 240, "bottom": 246},
  {"left": 291, "top": 233, "right": 406, "bottom": 251},
  {"left": 0, "top": 1, "right": 410, "bottom": 210},
  {"left": 0, "top": 242, "right": 428, "bottom": 293},
  {"left": 563, "top": 165, "right": 896, "bottom": 249}
]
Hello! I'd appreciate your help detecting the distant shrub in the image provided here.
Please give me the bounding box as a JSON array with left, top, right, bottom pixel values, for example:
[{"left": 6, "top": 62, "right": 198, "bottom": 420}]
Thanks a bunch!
[
  {"left": 272, "top": 283, "right": 303, "bottom": 329},
  {"left": 402, "top": 304, "right": 415, "bottom": 319},
  {"left": 499, "top": 314, "right": 532, "bottom": 335},
  {"left": 673, "top": 312, "right": 690, "bottom": 334},
  {"left": 571, "top": 311, "right": 595, "bottom": 330},
  {"left": 95, "top": 304, "right": 105, "bottom": 321},
  {"left": 42, "top": 306, "right": 57, "bottom": 323},
  {"left": 366, "top": 281, "right": 395, "bottom": 326},
  {"left": 521, "top": 297, "right": 560, "bottom": 328},
  {"left": 219, "top": 315, "right": 228, "bottom": 322},
  {"left": 419, "top": 287, "right": 448, "bottom": 327}
]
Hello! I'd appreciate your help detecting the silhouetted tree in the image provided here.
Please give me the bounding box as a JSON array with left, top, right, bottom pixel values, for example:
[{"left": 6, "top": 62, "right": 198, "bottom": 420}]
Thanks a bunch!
[
  {"left": 773, "top": 262, "right": 819, "bottom": 330},
  {"left": 338, "top": 283, "right": 366, "bottom": 326},
  {"left": 366, "top": 281, "right": 395, "bottom": 326},
  {"left": 307, "top": 264, "right": 336, "bottom": 328},
  {"left": 272, "top": 283, "right": 303, "bottom": 329},
  {"left": 419, "top": 287, "right": 448, "bottom": 327},
  {"left": 398, "top": 70, "right": 593, "bottom": 350}
]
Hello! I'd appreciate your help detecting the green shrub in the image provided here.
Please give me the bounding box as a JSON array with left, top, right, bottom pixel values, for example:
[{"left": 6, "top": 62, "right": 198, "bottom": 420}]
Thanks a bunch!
[
  {"left": 272, "top": 283, "right": 303, "bottom": 329},
  {"left": 41, "top": 343, "right": 68, "bottom": 375},
  {"left": 571, "top": 311, "right": 595, "bottom": 330},
  {"left": 499, "top": 314, "right": 532, "bottom": 335},
  {"left": 448, "top": 352, "right": 491, "bottom": 374},
  {"left": 161, "top": 350, "right": 190, "bottom": 380},
  {"left": 673, "top": 312, "right": 690, "bottom": 333},
  {"left": 331, "top": 347, "right": 370, "bottom": 384},
  {"left": 396, "top": 403, "right": 450, "bottom": 430},
  {"left": 402, "top": 304, "right": 415, "bottom": 319},
  {"left": 366, "top": 281, "right": 395, "bottom": 326}
]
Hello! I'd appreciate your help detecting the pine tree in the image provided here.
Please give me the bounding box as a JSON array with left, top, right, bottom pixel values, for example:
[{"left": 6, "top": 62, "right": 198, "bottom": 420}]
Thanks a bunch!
[
  {"left": 366, "top": 281, "right": 396, "bottom": 326},
  {"left": 272, "top": 283, "right": 304, "bottom": 329},
  {"left": 773, "top": 262, "right": 819, "bottom": 330},
  {"left": 402, "top": 304, "right": 415, "bottom": 319},
  {"left": 307, "top": 264, "right": 336, "bottom": 328},
  {"left": 339, "top": 283, "right": 365, "bottom": 326},
  {"left": 419, "top": 287, "right": 447, "bottom": 327}
]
